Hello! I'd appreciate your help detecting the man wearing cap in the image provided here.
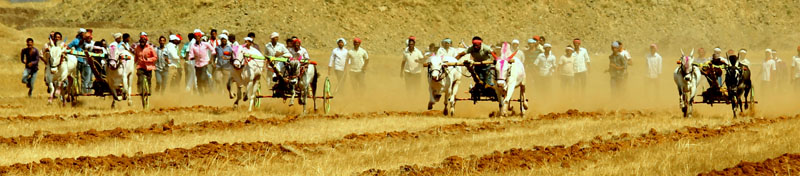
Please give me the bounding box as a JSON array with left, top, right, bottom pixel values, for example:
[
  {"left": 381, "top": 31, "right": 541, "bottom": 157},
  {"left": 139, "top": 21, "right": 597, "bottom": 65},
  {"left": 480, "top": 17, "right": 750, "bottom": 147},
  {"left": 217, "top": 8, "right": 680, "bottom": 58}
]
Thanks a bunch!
[
  {"left": 214, "top": 34, "right": 235, "bottom": 93},
  {"left": 166, "top": 35, "right": 182, "bottom": 90},
  {"left": 510, "top": 39, "right": 525, "bottom": 64},
  {"left": 134, "top": 33, "right": 157, "bottom": 99},
  {"left": 558, "top": 45, "right": 576, "bottom": 88},
  {"left": 329, "top": 38, "right": 349, "bottom": 91},
  {"left": 761, "top": 49, "right": 777, "bottom": 92},
  {"left": 736, "top": 49, "right": 750, "bottom": 67},
  {"left": 456, "top": 36, "right": 497, "bottom": 88},
  {"left": 792, "top": 46, "right": 800, "bottom": 90},
  {"left": 534, "top": 43, "right": 556, "bottom": 93},
  {"left": 187, "top": 30, "right": 217, "bottom": 95},
  {"left": 402, "top": 36, "right": 424, "bottom": 92},
  {"left": 265, "top": 32, "right": 291, "bottom": 83},
  {"left": 181, "top": 33, "right": 197, "bottom": 93},
  {"left": 67, "top": 28, "right": 95, "bottom": 93},
  {"left": 436, "top": 38, "right": 460, "bottom": 58},
  {"left": 572, "top": 38, "right": 590, "bottom": 92},
  {"left": 155, "top": 36, "right": 171, "bottom": 94},
  {"left": 645, "top": 44, "right": 663, "bottom": 92},
  {"left": 108, "top": 33, "right": 123, "bottom": 61},
  {"left": 347, "top": 37, "right": 369, "bottom": 92},
  {"left": 609, "top": 41, "right": 628, "bottom": 95}
]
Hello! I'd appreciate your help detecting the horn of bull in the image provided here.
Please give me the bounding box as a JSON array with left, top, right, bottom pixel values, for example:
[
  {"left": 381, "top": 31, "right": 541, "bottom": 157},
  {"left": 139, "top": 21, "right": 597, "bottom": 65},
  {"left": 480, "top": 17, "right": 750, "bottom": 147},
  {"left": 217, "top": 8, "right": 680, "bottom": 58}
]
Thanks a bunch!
[
  {"left": 681, "top": 49, "right": 685, "bottom": 56},
  {"left": 690, "top": 48, "right": 694, "bottom": 57}
]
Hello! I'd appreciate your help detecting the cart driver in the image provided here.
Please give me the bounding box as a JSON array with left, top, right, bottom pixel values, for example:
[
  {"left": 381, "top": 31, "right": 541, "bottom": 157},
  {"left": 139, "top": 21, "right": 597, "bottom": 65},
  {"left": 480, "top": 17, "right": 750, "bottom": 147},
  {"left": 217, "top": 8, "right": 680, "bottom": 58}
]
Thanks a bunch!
[{"left": 456, "top": 36, "right": 498, "bottom": 88}]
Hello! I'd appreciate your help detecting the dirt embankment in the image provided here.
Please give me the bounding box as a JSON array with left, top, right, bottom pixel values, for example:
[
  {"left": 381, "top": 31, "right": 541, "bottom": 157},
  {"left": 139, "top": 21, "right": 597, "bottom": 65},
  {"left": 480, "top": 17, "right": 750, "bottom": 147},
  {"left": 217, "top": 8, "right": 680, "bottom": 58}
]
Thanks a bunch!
[
  {"left": 698, "top": 153, "right": 800, "bottom": 176},
  {"left": 8, "top": 0, "right": 800, "bottom": 56},
  {"left": 0, "top": 109, "right": 605, "bottom": 174},
  {"left": 0, "top": 110, "right": 482, "bottom": 146},
  {"left": 361, "top": 115, "right": 800, "bottom": 175}
]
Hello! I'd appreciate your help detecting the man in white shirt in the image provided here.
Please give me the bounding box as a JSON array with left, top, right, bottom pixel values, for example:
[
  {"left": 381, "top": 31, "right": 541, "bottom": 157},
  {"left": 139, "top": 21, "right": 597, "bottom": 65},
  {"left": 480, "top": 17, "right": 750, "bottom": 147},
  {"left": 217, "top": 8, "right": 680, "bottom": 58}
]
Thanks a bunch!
[
  {"left": 618, "top": 41, "right": 632, "bottom": 65},
  {"left": 572, "top": 38, "right": 590, "bottom": 92},
  {"left": 347, "top": 38, "right": 368, "bottom": 92},
  {"left": 436, "top": 38, "right": 460, "bottom": 58},
  {"left": 645, "top": 44, "right": 663, "bottom": 93},
  {"left": 401, "top": 36, "right": 424, "bottom": 92},
  {"left": 558, "top": 45, "right": 575, "bottom": 88},
  {"left": 792, "top": 46, "right": 800, "bottom": 91},
  {"left": 510, "top": 39, "right": 525, "bottom": 64},
  {"left": 737, "top": 49, "right": 751, "bottom": 67},
  {"left": 534, "top": 43, "right": 556, "bottom": 93},
  {"left": 329, "top": 38, "right": 348, "bottom": 92},
  {"left": 166, "top": 35, "right": 181, "bottom": 89},
  {"left": 694, "top": 48, "right": 708, "bottom": 64},
  {"left": 265, "top": 32, "right": 291, "bottom": 83},
  {"left": 762, "top": 49, "right": 777, "bottom": 92}
]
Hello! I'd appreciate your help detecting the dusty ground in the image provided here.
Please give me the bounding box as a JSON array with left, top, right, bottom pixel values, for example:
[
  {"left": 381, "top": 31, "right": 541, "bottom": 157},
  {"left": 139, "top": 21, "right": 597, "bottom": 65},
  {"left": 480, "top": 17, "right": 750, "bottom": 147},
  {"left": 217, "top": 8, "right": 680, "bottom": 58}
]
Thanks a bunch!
[{"left": 1, "top": 0, "right": 799, "bottom": 175}]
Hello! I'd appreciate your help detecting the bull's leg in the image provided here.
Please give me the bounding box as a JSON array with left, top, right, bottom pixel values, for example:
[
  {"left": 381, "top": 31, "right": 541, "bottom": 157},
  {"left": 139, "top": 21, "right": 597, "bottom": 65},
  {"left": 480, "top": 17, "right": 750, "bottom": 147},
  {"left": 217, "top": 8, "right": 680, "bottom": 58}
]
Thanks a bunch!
[
  {"left": 519, "top": 84, "right": 527, "bottom": 116},
  {"left": 227, "top": 77, "right": 235, "bottom": 99},
  {"left": 448, "top": 81, "right": 459, "bottom": 116},
  {"left": 247, "top": 81, "right": 255, "bottom": 111},
  {"left": 125, "top": 73, "right": 133, "bottom": 106},
  {"left": 428, "top": 85, "right": 436, "bottom": 110},
  {"left": 234, "top": 84, "right": 242, "bottom": 109}
]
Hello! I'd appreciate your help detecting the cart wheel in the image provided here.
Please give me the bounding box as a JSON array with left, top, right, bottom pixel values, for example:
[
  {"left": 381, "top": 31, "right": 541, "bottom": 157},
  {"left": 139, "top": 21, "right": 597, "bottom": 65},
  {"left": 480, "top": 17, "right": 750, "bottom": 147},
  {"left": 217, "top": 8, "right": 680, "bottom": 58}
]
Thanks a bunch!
[
  {"left": 255, "top": 82, "right": 262, "bottom": 108},
  {"left": 323, "top": 77, "right": 331, "bottom": 114},
  {"left": 747, "top": 86, "right": 756, "bottom": 114}
]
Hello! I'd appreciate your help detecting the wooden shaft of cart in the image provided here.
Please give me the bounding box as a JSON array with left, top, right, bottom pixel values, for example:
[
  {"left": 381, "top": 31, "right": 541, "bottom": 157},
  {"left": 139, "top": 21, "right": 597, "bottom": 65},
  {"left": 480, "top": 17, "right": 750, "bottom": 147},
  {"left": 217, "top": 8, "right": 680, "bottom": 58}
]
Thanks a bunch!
[
  {"left": 264, "top": 56, "right": 285, "bottom": 82},
  {"left": 422, "top": 60, "right": 494, "bottom": 67}
]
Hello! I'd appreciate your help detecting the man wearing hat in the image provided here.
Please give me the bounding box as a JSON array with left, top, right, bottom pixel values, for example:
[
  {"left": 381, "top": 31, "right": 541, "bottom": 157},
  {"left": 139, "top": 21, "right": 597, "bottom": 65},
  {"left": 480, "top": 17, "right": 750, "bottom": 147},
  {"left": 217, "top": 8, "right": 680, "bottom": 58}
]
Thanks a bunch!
[
  {"left": 165, "top": 35, "right": 182, "bottom": 90},
  {"left": 67, "top": 28, "right": 95, "bottom": 93},
  {"left": 436, "top": 38, "right": 460, "bottom": 58},
  {"left": 347, "top": 37, "right": 369, "bottom": 92},
  {"left": 608, "top": 41, "right": 628, "bottom": 95},
  {"left": 510, "top": 39, "right": 525, "bottom": 64},
  {"left": 329, "top": 38, "right": 349, "bottom": 92},
  {"left": 265, "top": 32, "right": 291, "bottom": 83},
  {"left": 187, "top": 30, "right": 217, "bottom": 95},
  {"left": 456, "top": 36, "right": 497, "bottom": 88},
  {"left": 134, "top": 32, "right": 158, "bottom": 101},
  {"left": 214, "top": 33, "right": 235, "bottom": 94},
  {"left": 572, "top": 38, "right": 590, "bottom": 92},
  {"left": 534, "top": 43, "right": 556, "bottom": 93},
  {"left": 792, "top": 46, "right": 800, "bottom": 91}
]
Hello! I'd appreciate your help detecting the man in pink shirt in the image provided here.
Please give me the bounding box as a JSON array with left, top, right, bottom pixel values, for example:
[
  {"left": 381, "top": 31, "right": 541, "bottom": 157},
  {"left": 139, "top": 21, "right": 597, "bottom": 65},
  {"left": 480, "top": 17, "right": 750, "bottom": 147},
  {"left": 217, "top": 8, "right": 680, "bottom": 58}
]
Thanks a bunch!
[
  {"left": 187, "top": 31, "right": 217, "bottom": 94},
  {"left": 134, "top": 32, "right": 157, "bottom": 97}
]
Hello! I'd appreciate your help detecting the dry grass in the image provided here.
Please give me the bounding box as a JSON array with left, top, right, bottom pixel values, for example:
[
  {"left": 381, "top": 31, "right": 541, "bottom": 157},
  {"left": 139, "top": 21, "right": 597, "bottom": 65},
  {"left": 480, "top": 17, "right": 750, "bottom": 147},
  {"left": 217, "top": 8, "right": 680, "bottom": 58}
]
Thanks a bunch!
[
  {"left": 34, "top": 113, "right": 756, "bottom": 175},
  {"left": 497, "top": 118, "right": 800, "bottom": 176}
]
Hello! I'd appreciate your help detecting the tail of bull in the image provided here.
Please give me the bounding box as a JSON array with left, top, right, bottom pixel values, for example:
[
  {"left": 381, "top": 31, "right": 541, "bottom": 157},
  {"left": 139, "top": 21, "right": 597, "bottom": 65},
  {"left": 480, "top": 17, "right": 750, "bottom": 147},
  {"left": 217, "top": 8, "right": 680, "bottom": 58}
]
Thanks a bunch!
[{"left": 311, "top": 69, "right": 319, "bottom": 97}]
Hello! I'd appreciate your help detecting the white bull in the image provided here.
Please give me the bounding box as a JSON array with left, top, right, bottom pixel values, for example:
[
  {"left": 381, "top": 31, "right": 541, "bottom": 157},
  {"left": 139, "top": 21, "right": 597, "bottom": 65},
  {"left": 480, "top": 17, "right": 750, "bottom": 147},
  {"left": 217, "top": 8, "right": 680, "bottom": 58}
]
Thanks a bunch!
[
  {"left": 106, "top": 49, "right": 134, "bottom": 108},
  {"left": 673, "top": 49, "right": 701, "bottom": 118},
  {"left": 426, "top": 54, "right": 463, "bottom": 116},
  {"left": 287, "top": 59, "right": 318, "bottom": 114},
  {"left": 231, "top": 45, "right": 264, "bottom": 111},
  {"left": 46, "top": 44, "right": 78, "bottom": 105},
  {"left": 494, "top": 42, "right": 528, "bottom": 116}
]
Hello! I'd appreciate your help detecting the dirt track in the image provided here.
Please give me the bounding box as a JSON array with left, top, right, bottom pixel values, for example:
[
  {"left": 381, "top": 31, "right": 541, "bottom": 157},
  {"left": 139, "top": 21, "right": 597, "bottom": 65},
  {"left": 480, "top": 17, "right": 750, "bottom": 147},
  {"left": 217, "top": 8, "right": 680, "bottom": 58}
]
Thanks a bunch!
[
  {"left": 0, "top": 109, "right": 602, "bottom": 174},
  {"left": 365, "top": 115, "right": 799, "bottom": 175},
  {"left": 699, "top": 153, "right": 800, "bottom": 176},
  {"left": 2, "top": 1, "right": 800, "bottom": 175}
]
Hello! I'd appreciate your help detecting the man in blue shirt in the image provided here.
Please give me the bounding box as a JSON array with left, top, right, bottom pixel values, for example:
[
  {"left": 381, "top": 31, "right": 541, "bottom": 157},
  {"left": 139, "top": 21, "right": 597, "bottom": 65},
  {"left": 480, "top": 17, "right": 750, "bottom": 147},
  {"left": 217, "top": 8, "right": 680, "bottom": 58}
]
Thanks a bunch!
[{"left": 67, "top": 28, "right": 94, "bottom": 94}]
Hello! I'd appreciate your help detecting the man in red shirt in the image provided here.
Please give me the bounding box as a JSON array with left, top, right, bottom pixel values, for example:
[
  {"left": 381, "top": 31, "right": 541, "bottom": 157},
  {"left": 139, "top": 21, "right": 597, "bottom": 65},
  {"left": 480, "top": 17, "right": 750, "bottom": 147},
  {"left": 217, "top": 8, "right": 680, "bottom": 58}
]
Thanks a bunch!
[{"left": 134, "top": 32, "right": 157, "bottom": 98}]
